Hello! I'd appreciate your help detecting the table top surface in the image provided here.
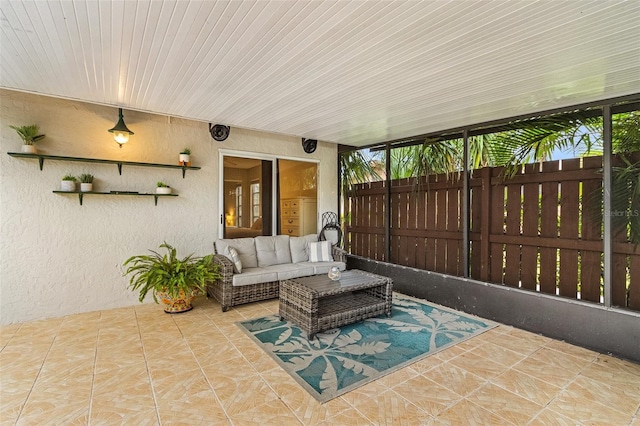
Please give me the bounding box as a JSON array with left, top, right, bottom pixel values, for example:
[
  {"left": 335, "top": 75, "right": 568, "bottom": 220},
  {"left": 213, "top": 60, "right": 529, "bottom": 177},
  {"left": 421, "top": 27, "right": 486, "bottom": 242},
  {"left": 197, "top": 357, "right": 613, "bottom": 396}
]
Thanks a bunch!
[{"left": 283, "top": 269, "right": 391, "bottom": 296}]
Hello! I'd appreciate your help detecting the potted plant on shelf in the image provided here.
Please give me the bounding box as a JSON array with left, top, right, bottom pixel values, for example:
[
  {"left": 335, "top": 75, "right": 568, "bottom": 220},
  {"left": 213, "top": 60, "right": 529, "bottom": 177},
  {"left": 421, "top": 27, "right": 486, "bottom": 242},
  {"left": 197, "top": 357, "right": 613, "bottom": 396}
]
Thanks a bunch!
[
  {"left": 123, "top": 242, "right": 221, "bottom": 313},
  {"left": 156, "top": 181, "right": 172, "bottom": 194},
  {"left": 179, "top": 148, "right": 191, "bottom": 166},
  {"left": 60, "top": 174, "right": 77, "bottom": 192},
  {"left": 79, "top": 173, "right": 94, "bottom": 192},
  {"left": 9, "top": 124, "right": 45, "bottom": 154}
]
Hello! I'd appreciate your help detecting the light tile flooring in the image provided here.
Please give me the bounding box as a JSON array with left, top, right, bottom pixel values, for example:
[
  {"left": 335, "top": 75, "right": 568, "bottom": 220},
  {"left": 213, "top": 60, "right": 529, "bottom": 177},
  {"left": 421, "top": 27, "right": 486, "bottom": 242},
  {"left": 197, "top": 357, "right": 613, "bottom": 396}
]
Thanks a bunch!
[{"left": 2, "top": 295, "right": 640, "bottom": 426}]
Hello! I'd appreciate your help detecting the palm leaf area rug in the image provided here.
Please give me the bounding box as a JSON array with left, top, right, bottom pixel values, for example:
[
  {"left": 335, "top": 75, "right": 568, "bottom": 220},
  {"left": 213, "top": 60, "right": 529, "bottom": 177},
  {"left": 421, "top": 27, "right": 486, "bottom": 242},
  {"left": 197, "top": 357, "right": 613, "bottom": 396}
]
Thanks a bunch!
[{"left": 237, "top": 294, "right": 497, "bottom": 403}]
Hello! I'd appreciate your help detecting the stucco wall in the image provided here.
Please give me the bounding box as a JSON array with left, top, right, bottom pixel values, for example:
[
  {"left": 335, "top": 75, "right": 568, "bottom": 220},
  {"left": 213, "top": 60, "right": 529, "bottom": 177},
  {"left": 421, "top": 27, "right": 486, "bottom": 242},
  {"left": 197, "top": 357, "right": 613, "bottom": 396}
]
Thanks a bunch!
[{"left": 0, "top": 89, "right": 338, "bottom": 324}]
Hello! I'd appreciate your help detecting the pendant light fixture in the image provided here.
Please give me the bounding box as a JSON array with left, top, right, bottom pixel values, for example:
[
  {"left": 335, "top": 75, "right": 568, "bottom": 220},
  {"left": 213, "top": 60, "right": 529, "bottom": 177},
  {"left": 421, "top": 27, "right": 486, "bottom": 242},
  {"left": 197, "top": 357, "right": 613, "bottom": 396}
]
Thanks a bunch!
[{"left": 108, "top": 108, "right": 134, "bottom": 147}]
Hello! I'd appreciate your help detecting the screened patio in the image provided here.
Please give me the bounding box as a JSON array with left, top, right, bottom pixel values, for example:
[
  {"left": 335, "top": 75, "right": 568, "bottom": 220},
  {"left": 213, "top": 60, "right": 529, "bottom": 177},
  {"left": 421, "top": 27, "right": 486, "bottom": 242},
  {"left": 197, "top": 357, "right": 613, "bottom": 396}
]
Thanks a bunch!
[
  {"left": 1, "top": 1, "right": 640, "bottom": 424},
  {"left": 340, "top": 99, "right": 640, "bottom": 363}
]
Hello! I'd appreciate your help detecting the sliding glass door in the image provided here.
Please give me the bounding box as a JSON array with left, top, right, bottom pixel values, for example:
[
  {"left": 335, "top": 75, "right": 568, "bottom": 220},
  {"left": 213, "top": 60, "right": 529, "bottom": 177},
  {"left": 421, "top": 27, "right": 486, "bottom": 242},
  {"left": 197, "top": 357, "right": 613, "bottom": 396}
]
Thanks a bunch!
[
  {"left": 220, "top": 153, "right": 318, "bottom": 239},
  {"left": 222, "top": 156, "right": 272, "bottom": 239},
  {"left": 277, "top": 159, "right": 318, "bottom": 237}
]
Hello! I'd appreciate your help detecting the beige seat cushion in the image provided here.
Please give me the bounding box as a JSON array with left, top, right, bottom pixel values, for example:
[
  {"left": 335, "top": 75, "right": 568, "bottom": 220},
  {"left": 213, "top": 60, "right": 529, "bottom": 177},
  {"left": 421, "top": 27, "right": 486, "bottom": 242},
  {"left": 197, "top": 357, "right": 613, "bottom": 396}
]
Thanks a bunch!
[
  {"left": 267, "top": 263, "right": 315, "bottom": 281},
  {"left": 297, "top": 261, "right": 346, "bottom": 275},
  {"left": 231, "top": 268, "right": 278, "bottom": 286}
]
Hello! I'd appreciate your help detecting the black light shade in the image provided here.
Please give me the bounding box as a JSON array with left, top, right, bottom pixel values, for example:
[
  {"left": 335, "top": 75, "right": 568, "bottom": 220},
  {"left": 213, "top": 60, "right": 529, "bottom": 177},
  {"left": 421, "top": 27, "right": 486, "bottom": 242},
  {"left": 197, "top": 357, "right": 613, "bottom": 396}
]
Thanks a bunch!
[{"left": 108, "top": 108, "right": 134, "bottom": 147}]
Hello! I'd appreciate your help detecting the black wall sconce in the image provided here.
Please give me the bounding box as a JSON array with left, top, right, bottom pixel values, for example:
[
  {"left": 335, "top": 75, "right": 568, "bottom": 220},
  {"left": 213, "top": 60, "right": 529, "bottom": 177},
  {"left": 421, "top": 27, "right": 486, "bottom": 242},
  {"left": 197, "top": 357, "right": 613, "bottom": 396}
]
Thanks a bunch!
[{"left": 108, "top": 108, "right": 134, "bottom": 148}]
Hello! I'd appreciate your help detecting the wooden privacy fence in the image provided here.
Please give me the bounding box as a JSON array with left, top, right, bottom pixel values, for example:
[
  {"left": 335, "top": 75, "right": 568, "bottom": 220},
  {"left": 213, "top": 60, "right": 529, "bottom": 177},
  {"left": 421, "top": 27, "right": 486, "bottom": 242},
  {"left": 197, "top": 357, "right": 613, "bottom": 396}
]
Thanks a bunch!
[{"left": 346, "top": 155, "right": 640, "bottom": 311}]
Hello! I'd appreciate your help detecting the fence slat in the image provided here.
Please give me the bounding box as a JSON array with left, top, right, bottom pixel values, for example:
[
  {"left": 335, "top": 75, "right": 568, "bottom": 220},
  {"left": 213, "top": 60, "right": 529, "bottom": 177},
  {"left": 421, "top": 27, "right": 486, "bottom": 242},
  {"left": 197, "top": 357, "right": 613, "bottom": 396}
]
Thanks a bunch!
[
  {"left": 436, "top": 178, "right": 448, "bottom": 273},
  {"left": 612, "top": 252, "right": 627, "bottom": 308},
  {"left": 398, "top": 183, "right": 409, "bottom": 266},
  {"left": 612, "top": 156, "right": 630, "bottom": 307},
  {"left": 425, "top": 178, "right": 436, "bottom": 271},
  {"left": 352, "top": 186, "right": 360, "bottom": 256},
  {"left": 447, "top": 184, "right": 460, "bottom": 275},
  {"left": 490, "top": 167, "right": 505, "bottom": 283},
  {"left": 416, "top": 186, "right": 426, "bottom": 269},
  {"left": 480, "top": 167, "right": 492, "bottom": 281},
  {"left": 374, "top": 181, "right": 385, "bottom": 261},
  {"left": 356, "top": 187, "right": 364, "bottom": 257},
  {"left": 580, "top": 156, "right": 602, "bottom": 302},
  {"left": 348, "top": 188, "right": 357, "bottom": 255},
  {"left": 540, "top": 161, "right": 559, "bottom": 294},
  {"left": 521, "top": 163, "right": 539, "bottom": 290},
  {"left": 360, "top": 186, "right": 367, "bottom": 257},
  {"left": 559, "top": 159, "right": 581, "bottom": 298},
  {"left": 470, "top": 172, "right": 483, "bottom": 278},
  {"left": 406, "top": 182, "right": 418, "bottom": 268},
  {"left": 504, "top": 180, "right": 522, "bottom": 287},
  {"left": 389, "top": 184, "right": 399, "bottom": 264},
  {"left": 367, "top": 189, "right": 373, "bottom": 259}
]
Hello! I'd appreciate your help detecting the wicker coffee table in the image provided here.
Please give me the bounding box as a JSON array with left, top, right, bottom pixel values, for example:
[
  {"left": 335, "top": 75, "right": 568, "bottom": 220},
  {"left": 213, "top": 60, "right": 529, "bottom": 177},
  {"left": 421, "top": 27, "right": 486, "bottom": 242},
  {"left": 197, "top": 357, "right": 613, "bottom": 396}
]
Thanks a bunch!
[{"left": 279, "top": 269, "right": 393, "bottom": 339}]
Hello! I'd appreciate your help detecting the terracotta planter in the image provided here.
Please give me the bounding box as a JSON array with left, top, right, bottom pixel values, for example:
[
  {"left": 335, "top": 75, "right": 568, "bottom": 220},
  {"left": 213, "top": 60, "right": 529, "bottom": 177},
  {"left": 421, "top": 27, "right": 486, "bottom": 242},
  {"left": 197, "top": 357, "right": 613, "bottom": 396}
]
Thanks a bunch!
[{"left": 156, "top": 289, "right": 195, "bottom": 313}]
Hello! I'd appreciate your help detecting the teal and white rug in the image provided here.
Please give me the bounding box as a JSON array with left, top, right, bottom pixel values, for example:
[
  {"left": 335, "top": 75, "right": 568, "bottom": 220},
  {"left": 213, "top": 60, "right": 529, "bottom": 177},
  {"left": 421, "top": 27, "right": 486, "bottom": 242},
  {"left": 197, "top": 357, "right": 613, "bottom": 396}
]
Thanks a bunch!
[{"left": 237, "top": 294, "right": 497, "bottom": 403}]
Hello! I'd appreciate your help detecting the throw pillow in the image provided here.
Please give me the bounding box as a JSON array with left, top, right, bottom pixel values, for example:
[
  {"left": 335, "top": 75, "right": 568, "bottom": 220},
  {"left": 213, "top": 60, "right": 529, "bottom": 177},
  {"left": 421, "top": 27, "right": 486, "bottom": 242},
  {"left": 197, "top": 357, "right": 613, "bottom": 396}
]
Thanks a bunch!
[
  {"left": 309, "top": 241, "right": 333, "bottom": 262},
  {"left": 225, "top": 246, "right": 243, "bottom": 274}
]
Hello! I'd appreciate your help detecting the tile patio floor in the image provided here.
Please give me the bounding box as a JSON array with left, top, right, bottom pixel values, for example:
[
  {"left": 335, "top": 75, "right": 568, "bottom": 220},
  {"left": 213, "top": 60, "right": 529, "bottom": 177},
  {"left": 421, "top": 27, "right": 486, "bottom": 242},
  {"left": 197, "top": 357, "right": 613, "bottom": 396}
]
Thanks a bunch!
[{"left": 1, "top": 294, "right": 640, "bottom": 425}]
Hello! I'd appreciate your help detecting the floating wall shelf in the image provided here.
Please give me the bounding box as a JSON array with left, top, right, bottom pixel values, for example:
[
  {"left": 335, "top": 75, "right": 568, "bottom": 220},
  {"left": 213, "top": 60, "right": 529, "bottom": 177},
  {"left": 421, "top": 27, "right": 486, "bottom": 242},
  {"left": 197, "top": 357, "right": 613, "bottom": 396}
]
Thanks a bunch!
[
  {"left": 53, "top": 191, "right": 178, "bottom": 206},
  {"left": 7, "top": 152, "right": 200, "bottom": 178}
]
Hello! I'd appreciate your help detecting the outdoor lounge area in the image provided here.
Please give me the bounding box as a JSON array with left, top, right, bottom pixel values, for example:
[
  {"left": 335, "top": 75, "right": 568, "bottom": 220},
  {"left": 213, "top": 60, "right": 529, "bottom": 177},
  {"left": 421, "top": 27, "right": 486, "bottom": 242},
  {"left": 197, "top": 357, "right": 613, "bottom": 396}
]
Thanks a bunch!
[
  {"left": 2, "top": 1, "right": 640, "bottom": 425},
  {"left": 3, "top": 295, "right": 640, "bottom": 425}
]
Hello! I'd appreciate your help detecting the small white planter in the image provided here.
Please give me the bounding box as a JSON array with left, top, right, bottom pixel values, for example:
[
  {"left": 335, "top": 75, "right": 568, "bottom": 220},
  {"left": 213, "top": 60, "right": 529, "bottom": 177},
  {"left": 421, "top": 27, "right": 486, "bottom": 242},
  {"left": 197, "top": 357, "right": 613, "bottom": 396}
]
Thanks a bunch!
[
  {"left": 80, "top": 183, "right": 93, "bottom": 192},
  {"left": 60, "top": 181, "right": 76, "bottom": 192},
  {"left": 179, "top": 153, "right": 190, "bottom": 166},
  {"left": 21, "top": 145, "right": 37, "bottom": 154},
  {"left": 156, "top": 187, "right": 172, "bottom": 195}
]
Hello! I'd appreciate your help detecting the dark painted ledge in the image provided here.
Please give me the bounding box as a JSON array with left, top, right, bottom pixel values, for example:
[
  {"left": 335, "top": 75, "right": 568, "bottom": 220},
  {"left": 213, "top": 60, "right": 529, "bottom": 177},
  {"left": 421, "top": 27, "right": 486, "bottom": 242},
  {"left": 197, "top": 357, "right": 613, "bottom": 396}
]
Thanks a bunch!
[{"left": 348, "top": 255, "right": 640, "bottom": 364}]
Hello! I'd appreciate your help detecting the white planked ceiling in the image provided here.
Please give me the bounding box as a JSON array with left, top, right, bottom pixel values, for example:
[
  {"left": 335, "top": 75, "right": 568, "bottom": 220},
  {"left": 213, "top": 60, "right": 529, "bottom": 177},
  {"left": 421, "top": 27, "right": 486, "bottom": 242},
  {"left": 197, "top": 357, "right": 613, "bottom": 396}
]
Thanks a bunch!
[{"left": 1, "top": 0, "right": 639, "bottom": 147}]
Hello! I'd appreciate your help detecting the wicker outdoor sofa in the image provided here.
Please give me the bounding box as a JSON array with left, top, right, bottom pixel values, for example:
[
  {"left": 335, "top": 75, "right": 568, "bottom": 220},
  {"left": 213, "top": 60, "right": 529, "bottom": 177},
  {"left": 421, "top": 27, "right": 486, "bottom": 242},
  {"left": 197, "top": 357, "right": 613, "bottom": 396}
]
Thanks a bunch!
[{"left": 207, "top": 234, "right": 347, "bottom": 312}]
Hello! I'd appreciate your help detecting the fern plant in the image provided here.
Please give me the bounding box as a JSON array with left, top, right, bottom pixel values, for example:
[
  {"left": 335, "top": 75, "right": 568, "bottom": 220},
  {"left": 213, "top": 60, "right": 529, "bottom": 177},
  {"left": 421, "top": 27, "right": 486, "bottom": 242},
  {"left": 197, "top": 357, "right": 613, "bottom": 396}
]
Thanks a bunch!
[
  {"left": 123, "top": 242, "right": 220, "bottom": 303},
  {"left": 9, "top": 124, "right": 45, "bottom": 145}
]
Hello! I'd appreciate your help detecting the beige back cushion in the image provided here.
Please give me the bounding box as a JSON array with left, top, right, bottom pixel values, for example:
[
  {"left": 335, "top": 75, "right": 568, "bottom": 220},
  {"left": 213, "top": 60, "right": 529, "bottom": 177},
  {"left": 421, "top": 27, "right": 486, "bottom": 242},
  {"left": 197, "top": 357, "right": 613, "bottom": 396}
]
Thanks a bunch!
[
  {"left": 214, "top": 238, "right": 258, "bottom": 268},
  {"left": 289, "top": 234, "right": 318, "bottom": 263},
  {"left": 255, "top": 235, "right": 292, "bottom": 267}
]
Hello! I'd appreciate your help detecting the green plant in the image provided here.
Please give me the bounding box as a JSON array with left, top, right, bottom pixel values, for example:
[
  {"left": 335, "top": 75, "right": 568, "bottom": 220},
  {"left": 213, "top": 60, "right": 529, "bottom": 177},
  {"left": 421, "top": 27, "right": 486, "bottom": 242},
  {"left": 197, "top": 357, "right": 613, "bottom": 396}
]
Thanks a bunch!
[
  {"left": 79, "top": 173, "right": 94, "bottom": 183},
  {"left": 157, "top": 181, "right": 170, "bottom": 188},
  {"left": 9, "top": 124, "right": 45, "bottom": 145},
  {"left": 62, "top": 174, "right": 77, "bottom": 182},
  {"left": 181, "top": 148, "right": 191, "bottom": 155},
  {"left": 123, "top": 242, "right": 221, "bottom": 303}
]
